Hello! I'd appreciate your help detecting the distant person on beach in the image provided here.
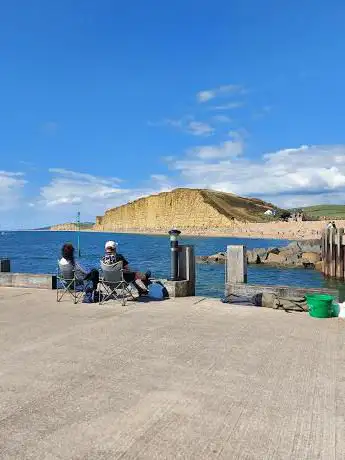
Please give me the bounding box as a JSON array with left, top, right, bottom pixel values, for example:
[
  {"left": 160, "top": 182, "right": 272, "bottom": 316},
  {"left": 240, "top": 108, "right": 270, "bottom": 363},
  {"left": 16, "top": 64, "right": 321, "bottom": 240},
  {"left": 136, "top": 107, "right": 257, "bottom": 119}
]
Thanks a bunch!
[
  {"left": 102, "top": 240, "right": 151, "bottom": 296},
  {"left": 326, "top": 221, "right": 337, "bottom": 229},
  {"left": 59, "top": 243, "right": 99, "bottom": 291}
]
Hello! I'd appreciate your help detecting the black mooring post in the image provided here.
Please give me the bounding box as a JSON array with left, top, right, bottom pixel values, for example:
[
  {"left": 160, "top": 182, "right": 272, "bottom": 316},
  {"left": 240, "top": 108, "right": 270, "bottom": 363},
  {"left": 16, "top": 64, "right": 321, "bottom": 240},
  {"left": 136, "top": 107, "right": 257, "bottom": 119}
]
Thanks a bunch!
[{"left": 168, "top": 229, "right": 181, "bottom": 281}]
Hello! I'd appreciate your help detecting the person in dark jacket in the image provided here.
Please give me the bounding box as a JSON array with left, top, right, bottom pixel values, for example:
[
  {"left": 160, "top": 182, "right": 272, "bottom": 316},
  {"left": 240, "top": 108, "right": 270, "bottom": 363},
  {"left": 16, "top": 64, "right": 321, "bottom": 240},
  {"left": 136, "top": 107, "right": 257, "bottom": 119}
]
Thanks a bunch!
[
  {"left": 102, "top": 240, "right": 151, "bottom": 295},
  {"left": 59, "top": 243, "right": 99, "bottom": 291}
]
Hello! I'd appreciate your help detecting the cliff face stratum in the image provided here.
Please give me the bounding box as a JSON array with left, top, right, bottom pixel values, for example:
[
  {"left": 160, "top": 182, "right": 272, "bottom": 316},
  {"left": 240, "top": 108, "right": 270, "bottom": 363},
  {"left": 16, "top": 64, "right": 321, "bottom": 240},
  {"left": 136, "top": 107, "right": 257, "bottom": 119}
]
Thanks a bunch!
[{"left": 93, "top": 188, "right": 277, "bottom": 233}]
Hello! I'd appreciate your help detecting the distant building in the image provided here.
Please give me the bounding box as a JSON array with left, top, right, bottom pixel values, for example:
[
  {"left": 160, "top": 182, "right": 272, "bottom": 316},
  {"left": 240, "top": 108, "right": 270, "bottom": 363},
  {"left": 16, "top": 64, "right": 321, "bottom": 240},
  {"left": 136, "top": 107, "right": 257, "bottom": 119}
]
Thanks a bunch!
[{"left": 264, "top": 209, "right": 276, "bottom": 216}]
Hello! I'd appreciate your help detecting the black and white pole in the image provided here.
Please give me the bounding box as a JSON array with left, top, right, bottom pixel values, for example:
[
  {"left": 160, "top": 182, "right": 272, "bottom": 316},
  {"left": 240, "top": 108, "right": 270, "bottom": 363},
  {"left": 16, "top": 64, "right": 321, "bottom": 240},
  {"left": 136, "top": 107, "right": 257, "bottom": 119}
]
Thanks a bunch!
[{"left": 169, "top": 229, "right": 181, "bottom": 281}]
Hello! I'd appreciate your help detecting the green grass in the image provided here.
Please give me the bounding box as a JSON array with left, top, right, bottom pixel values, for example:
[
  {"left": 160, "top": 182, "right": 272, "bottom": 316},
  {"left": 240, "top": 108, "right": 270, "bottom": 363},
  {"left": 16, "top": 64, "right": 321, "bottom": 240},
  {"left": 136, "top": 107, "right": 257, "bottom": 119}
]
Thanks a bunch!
[
  {"left": 301, "top": 205, "right": 345, "bottom": 219},
  {"left": 200, "top": 190, "right": 283, "bottom": 222}
]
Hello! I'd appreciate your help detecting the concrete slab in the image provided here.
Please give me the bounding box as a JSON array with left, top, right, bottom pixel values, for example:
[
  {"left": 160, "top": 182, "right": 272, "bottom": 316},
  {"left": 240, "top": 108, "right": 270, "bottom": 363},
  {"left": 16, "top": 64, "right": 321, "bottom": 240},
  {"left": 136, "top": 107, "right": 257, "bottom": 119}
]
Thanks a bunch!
[
  {"left": 0, "top": 273, "right": 56, "bottom": 289},
  {"left": 163, "top": 279, "right": 192, "bottom": 297},
  {"left": 1, "top": 287, "right": 345, "bottom": 459}
]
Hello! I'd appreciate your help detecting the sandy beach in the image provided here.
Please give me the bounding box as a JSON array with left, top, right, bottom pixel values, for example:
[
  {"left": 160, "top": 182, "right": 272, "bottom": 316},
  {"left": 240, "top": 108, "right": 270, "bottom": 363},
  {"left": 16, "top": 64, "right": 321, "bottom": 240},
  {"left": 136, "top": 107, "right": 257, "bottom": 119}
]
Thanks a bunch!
[{"left": 49, "top": 219, "right": 340, "bottom": 240}]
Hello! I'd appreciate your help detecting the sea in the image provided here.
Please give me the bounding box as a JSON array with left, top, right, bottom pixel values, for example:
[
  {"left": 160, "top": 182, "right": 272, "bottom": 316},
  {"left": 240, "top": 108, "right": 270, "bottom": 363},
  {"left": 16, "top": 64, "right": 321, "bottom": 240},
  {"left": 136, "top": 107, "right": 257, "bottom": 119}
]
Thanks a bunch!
[{"left": 1, "top": 230, "right": 343, "bottom": 298}]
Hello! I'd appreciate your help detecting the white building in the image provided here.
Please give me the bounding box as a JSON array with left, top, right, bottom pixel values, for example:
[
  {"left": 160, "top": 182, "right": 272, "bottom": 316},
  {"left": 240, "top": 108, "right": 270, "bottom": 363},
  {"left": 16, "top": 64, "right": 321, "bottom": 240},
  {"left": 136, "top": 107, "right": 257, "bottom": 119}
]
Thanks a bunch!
[{"left": 264, "top": 209, "right": 274, "bottom": 216}]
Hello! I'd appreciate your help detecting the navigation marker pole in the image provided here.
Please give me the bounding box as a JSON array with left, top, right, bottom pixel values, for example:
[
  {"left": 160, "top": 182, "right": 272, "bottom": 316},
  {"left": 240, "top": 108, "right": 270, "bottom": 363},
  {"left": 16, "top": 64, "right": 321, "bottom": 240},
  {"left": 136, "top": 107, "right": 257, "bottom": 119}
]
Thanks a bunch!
[{"left": 76, "top": 211, "right": 81, "bottom": 257}]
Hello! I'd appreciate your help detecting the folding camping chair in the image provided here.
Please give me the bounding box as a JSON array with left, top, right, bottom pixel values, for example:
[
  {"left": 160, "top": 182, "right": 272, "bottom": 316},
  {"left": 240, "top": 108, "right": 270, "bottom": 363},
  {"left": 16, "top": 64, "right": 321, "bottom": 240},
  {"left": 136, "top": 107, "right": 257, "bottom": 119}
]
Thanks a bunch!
[
  {"left": 56, "top": 261, "right": 89, "bottom": 304},
  {"left": 99, "top": 260, "right": 135, "bottom": 306}
]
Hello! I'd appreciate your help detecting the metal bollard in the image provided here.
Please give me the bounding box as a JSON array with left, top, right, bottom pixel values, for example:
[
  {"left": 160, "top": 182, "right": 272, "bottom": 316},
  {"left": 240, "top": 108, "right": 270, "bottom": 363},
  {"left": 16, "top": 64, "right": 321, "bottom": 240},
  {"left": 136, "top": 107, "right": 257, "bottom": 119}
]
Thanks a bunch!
[
  {"left": 0, "top": 258, "right": 11, "bottom": 272},
  {"left": 168, "top": 229, "right": 181, "bottom": 281}
]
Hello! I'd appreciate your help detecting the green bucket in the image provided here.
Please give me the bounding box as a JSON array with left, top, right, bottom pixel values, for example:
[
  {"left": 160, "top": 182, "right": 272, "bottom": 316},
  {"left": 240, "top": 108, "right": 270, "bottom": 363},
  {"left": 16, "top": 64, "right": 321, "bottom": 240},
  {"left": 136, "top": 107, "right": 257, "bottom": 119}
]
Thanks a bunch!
[{"left": 306, "top": 294, "right": 334, "bottom": 318}]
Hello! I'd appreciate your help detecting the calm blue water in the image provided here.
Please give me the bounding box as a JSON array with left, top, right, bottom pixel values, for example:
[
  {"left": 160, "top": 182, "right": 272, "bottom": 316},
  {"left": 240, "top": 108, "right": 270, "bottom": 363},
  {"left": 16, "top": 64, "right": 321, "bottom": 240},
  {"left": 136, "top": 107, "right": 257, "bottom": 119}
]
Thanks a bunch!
[{"left": 0, "top": 230, "right": 336, "bottom": 298}]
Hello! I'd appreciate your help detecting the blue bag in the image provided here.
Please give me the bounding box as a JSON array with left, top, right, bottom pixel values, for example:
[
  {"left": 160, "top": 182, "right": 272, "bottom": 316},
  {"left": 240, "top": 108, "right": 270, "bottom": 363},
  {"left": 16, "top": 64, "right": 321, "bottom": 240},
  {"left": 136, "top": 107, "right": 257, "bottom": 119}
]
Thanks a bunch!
[
  {"left": 148, "top": 282, "right": 169, "bottom": 300},
  {"left": 82, "top": 291, "right": 93, "bottom": 303},
  {"left": 82, "top": 290, "right": 103, "bottom": 303}
]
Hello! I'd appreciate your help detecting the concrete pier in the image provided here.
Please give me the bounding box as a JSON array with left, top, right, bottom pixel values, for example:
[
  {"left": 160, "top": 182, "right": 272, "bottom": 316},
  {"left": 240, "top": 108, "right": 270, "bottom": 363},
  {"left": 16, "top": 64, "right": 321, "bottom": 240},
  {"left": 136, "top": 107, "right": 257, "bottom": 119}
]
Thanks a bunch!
[{"left": 1, "top": 287, "right": 345, "bottom": 459}]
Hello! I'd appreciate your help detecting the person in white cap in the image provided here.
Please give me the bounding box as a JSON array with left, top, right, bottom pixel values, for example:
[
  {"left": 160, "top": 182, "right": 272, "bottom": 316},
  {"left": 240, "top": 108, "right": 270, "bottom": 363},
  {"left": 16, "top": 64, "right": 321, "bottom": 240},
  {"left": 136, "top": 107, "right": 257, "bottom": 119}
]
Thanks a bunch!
[
  {"left": 103, "top": 240, "right": 119, "bottom": 264},
  {"left": 102, "top": 240, "right": 151, "bottom": 296}
]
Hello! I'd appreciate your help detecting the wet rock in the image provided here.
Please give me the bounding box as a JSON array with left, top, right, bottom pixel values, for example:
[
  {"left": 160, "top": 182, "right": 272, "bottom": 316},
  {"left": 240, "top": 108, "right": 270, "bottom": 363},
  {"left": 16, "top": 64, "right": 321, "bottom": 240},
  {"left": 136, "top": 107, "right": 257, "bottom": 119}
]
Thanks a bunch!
[
  {"left": 247, "top": 247, "right": 272, "bottom": 264},
  {"left": 265, "top": 252, "right": 287, "bottom": 264},
  {"left": 286, "top": 240, "right": 321, "bottom": 253},
  {"left": 195, "top": 255, "right": 211, "bottom": 263},
  {"left": 267, "top": 247, "right": 280, "bottom": 255},
  {"left": 303, "top": 262, "right": 315, "bottom": 269},
  {"left": 196, "top": 253, "right": 226, "bottom": 264},
  {"left": 301, "top": 252, "right": 320, "bottom": 263},
  {"left": 208, "top": 252, "right": 226, "bottom": 263},
  {"left": 196, "top": 240, "right": 322, "bottom": 269}
]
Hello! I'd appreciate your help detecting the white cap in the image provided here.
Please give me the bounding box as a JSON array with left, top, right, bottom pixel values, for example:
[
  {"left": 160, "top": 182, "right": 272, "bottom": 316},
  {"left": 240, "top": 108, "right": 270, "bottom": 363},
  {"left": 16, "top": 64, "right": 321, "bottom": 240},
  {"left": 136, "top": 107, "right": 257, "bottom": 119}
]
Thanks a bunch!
[{"left": 105, "top": 240, "right": 117, "bottom": 250}]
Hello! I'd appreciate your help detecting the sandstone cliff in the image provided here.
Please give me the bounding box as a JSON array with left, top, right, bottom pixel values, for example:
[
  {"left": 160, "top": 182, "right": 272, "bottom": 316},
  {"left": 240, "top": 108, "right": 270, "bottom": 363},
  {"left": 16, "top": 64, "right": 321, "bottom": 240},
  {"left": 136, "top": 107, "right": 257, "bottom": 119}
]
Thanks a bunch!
[{"left": 94, "top": 188, "right": 277, "bottom": 233}]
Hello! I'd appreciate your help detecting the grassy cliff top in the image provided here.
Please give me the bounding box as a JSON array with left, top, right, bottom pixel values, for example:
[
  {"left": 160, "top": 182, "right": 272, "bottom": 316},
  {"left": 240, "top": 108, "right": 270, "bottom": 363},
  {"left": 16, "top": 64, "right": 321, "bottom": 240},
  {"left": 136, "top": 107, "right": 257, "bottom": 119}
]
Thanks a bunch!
[{"left": 301, "top": 205, "right": 345, "bottom": 219}]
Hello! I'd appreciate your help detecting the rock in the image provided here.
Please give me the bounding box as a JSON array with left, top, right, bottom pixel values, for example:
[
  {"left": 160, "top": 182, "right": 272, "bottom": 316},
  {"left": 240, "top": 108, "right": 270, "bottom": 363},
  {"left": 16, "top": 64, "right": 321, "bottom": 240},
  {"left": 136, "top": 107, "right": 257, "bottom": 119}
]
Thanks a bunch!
[
  {"left": 315, "top": 261, "right": 323, "bottom": 271},
  {"left": 267, "top": 247, "right": 280, "bottom": 255},
  {"left": 278, "top": 250, "right": 301, "bottom": 265},
  {"left": 197, "top": 240, "right": 322, "bottom": 269},
  {"left": 265, "top": 252, "right": 287, "bottom": 264},
  {"left": 286, "top": 240, "right": 321, "bottom": 254},
  {"left": 208, "top": 252, "right": 226, "bottom": 263},
  {"left": 247, "top": 247, "right": 270, "bottom": 264},
  {"left": 301, "top": 252, "right": 320, "bottom": 263},
  {"left": 247, "top": 251, "right": 263, "bottom": 264},
  {"left": 196, "top": 252, "right": 226, "bottom": 264},
  {"left": 195, "top": 256, "right": 210, "bottom": 264},
  {"left": 302, "top": 262, "right": 315, "bottom": 269}
]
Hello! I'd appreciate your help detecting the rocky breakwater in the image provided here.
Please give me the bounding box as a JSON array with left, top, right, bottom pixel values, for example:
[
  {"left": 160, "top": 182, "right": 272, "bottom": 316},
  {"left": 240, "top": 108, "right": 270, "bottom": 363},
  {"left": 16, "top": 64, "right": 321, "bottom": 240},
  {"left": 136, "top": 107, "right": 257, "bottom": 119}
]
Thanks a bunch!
[{"left": 196, "top": 239, "right": 322, "bottom": 270}]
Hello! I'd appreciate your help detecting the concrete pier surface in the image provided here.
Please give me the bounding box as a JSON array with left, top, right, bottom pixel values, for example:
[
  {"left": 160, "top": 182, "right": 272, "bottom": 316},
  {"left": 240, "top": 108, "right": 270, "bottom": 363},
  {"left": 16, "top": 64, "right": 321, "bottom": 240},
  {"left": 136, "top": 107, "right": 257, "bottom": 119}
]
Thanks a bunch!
[{"left": 1, "top": 288, "right": 345, "bottom": 459}]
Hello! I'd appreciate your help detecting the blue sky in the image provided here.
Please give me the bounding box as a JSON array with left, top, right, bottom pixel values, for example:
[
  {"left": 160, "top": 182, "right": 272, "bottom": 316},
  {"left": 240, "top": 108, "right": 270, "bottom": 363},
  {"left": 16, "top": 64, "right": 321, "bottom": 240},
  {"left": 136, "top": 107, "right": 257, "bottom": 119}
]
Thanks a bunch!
[{"left": 1, "top": 0, "right": 345, "bottom": 228}]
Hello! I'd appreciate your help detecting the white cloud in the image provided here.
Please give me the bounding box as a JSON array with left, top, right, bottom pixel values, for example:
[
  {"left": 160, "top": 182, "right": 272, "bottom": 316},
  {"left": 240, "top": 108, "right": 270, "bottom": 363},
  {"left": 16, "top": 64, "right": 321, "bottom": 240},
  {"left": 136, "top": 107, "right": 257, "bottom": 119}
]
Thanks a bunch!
[
  {"left": 39, "top": 169, "right": 128, "bottom": 209},
  {"left": 197, "top": 84, "right": 245, "bottom": 103},
  {"left": 0, "top": 171, "right": 26, "bottom": 210},
  {"left": 149, "top": 117, "right": 214, "bottom": 137},
  {"left": 49, "top": 168, "right": 123, "bottom": 185},
  {"left": 197, "top": 90, "right": 215, "bottom": 103},
  {"left": 186, "top": 131, "right": 244, "bottom": 160},
  {"left": 30, "top": 168, "right": 177, "bottom": 225},
  {"left": 187, "top": 121, "right": 214, "bottom": 136},
  {"left": 211, "top": 102, "right": 244, "bottom": 111},
  {"left": 168, "top": 144, "right": 345, "bottom": 208}
]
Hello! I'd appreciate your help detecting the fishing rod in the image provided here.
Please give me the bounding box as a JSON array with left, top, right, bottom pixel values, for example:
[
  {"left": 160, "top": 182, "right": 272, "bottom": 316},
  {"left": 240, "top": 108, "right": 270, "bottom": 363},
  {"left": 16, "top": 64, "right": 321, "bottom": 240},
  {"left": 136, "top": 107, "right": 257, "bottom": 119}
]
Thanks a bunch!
[{"left": 76, "top": 211, "right": 81, "bottom": 257}]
